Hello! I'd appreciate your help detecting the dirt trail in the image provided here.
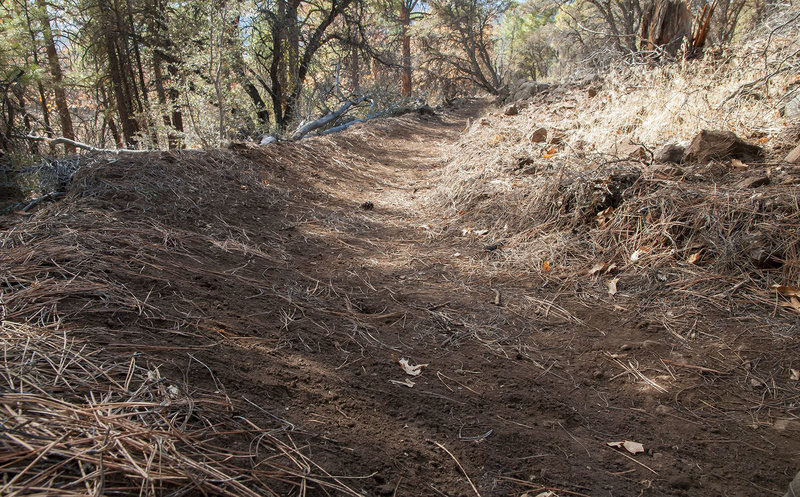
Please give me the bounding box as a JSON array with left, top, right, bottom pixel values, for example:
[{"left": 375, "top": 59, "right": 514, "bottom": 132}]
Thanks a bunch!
[
  {"left": 210, "top": 101, "right": 798, "bottom": 496},
  {"left": 3, "top": 99, "right": 799, "bottom": 496}
]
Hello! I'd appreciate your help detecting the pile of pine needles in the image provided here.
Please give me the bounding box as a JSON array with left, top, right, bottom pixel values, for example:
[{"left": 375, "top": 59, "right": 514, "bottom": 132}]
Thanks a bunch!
[{"left": 0, "top": 320, "right": 360, "bottom": 496}]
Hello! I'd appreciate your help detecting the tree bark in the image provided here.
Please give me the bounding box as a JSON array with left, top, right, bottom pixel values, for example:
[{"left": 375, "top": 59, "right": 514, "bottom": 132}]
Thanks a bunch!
[
  {"left": 640, "top": 0, "right": 691, "bottom": 56},
  {"left": 290, "top": 95, "right": 365, "bottom": 140},
  {"left": 37, "top": 0, "right": 76, "bottom": 153},
  {"left": 400, "top": 1, "right": 412, "bottom": 96},
  {"left": 100, "top": 0, "right": 139, "bottom": 147}
]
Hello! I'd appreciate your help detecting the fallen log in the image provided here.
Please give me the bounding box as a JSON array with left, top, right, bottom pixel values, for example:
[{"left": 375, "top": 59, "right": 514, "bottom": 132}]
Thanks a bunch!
[
  {"left": 319, "top": 105, "right": 397, "bottom": 136},
  {"left": 290, "top": 96, "right": 367, "bottom": 141}
]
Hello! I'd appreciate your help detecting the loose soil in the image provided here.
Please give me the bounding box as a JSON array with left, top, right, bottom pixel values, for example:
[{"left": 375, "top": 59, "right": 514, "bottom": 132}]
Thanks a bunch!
[{"left": 2, "top": 99, "right": 799, "bottom": 496}]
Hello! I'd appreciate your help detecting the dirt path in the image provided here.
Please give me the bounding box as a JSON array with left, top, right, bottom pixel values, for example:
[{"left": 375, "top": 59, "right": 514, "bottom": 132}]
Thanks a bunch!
[
  {"left": 193, "top": 102, "right": 798, "bottom": 496},
  {"left": 3, "top": 100, "right": 798, "bottom": 496}
]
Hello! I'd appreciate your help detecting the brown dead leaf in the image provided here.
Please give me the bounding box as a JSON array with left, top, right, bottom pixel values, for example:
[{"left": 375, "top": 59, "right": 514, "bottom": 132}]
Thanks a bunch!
[
  {"left": 595, "top": 206, "right": 614, "bottom": 226},
  {"left": 731, "top": 159, "right": 748, "bottom": 170},
  {"left": 398, "top": 358, "right": 428, "bottom": 376},
  {"left": 607, "top": 277, "right": 619, "bottom": 296},
  {"left": 631, "top": 248, "right": 649, "bottom": 262},
  {"left": 607, "top": 440, "right": 645, "bottom": 455},
  {"left": 790, "top": 369, "right": 800, "bottom": 381},
  {"left": 687, "top": 251, "right": 702, "bottom": 265},
  {"left": 781, "top": 297, "right": 800, "bottom": 313},
  {"left": 589, "top": 262, "right": 607, "bottom": 276},
  {"left": 772, "top": 284, "right": 800, "bottom": 297}
]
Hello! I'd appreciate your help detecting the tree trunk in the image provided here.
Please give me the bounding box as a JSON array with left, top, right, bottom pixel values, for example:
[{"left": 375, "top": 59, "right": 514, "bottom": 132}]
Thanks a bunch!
[
  {"left": 350, "top": 44, "right": 360, "bottom": 94},
  {"left": 400, "top": 2, "right": 412, "bottom": 96},
  {"left": 147, "top": 0, "right": 184, "bottom": 148},
  {"left": 100, "top": 0, "right": 139, "bottom": 147},
  {"left": 37, "top": 0, "right": 76, "bottom": 153},
  {"left": 640, "top": 0, "right": 691, "bottom": 56},
  {"left": 269, "top": 0, "right": 286, "bottom": 129}
]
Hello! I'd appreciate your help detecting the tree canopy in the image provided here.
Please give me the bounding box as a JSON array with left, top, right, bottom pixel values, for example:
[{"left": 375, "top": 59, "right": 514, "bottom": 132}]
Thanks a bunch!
[{"left": 0, "top": 0, "right": 785, "bottom": 156}]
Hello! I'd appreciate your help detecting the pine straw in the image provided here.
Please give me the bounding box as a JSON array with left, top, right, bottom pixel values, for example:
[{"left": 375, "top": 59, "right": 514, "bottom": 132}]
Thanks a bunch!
[
  {"left": 0, "top": 321, "right": 360, "bottom": 496},
  {"left": 0, "top": 143, "right": 416, "bottom": 495},
  {"left": 430, "top": 18, "right": 800, "bottom": 317}
]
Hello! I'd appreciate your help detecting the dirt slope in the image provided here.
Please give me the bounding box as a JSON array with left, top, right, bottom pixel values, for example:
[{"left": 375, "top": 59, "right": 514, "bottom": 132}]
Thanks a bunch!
[{"left": 2, "top": 99, "right": 799, "bottom": 496}]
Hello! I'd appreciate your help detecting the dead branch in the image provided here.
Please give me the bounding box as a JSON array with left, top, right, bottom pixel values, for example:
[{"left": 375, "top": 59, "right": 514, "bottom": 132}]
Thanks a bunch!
[
  {"left": 290, "top": 96, "right": 367, "bottom": 141},
  {"left": 16, "top": 134, "right": 151, "bottom": 154}
]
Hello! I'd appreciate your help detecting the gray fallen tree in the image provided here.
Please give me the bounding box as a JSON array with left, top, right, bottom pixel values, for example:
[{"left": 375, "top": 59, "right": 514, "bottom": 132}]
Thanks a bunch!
[
  {"left": 290, "top": 96, "right": 368, "bottom": 141},
  {"left": 287, "top": 96, "right": 428, "bottom": 142}
]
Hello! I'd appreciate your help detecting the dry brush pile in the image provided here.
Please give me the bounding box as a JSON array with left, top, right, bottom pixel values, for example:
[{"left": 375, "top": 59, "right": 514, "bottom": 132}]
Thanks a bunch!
[{"left": 430, "top": 12, "right": 800, "bottom": 320}]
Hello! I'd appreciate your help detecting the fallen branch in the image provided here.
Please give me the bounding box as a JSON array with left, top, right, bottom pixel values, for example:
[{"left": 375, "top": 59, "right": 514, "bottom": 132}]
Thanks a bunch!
[
  {"left": 22, "top": 191, "right": 66, "bottom": 212},
  {"left": 0, "top": 192, "right": 66, "bottom": 215},
  {"left": 16, "top": 134, "right": 151, "bottom": 154},
  {"left": 320, "top": 109, "right": 387, "bottom": 136},
  {"left": 290, "top": 96, "right": 367, "bottom": 141},
  {"left": 319, "top": 101, "right": 423, "bottom": 136}
]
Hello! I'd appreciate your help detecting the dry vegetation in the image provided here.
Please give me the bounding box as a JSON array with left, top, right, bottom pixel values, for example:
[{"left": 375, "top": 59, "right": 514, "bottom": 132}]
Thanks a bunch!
[
  {"left": 430, "top": 15, "right": 800, "bottom": 322},
  {"left": 2, "top": 12, "right": 800, "bottom": 496},
  {"left": 0, "top": 145, "right": 380, "bottom": 496},
  {"left": 0, "top": 322, "right": 361, "bottom": 497}
]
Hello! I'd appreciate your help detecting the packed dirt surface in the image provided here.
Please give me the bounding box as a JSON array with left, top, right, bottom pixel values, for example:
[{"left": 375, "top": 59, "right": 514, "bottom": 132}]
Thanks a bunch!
[{"left": 3, "top": 99, "right": 800, "bottom": 496}]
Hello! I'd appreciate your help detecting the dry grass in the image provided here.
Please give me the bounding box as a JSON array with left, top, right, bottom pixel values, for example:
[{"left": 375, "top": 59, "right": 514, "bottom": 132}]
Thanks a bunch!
[
  {"left": 430, "top": 11, "right": 800, "bottom": 317},
  {"left": 0, "top": 321, "right": 361, "bottom": 496}
]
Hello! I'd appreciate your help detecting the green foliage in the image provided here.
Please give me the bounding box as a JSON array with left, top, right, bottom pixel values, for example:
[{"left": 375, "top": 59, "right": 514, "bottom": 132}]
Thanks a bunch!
[{"left": 499, "top": 0, "right": 559, "bottom": 80}]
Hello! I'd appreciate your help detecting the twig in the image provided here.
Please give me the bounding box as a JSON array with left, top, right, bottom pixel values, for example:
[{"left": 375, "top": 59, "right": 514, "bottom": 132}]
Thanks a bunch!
[
  {"left": 15, "top": 134, "right": 151, "bottom": 154},
  {"left": 604, "top": 444, "right": 659, "bottom": 475},
  {"left": 432, "top": 441, "right": 482, "bottom": 497}
]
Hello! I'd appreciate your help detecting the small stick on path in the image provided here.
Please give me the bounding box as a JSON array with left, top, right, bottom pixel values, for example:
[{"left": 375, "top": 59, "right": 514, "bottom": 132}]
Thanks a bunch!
[{"left": 432, "top": 441, "right": 481, "bottom": 497}]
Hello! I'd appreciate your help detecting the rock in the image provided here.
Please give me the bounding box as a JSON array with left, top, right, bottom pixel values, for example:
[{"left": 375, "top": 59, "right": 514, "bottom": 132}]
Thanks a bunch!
[
  {"left": 655, "top": 143, "right": 685, "bottom": 163},
  {"left": 655, "top": 404, "right": 674, "bottom": 415},
  {"left": 784, "top": 470, "right": 800, "bottom": 497},
  {"left": 782, "top": 144, "right": 800, "bottom": 166},
  {"left": 504, "top": 104, "right": 519, "bottom": 116},
  {"left": 376, "top": 483, "right": 395, "bottom": 495},
  {"left": 513, "top": 80, "right": 550, "bottom": 101},
  {"left": 781, "top": 85, "right": 800, "bottom": 120},
  {"left": 735, "top": 175, "right": 770, "bottom": 189},
  {"left": 260, "top": 134, "right": 277, "bottom": 145},
  {"left": 615, "top": 142, "right": 648, "bottom": 160},
  {"left": 684, "top": 130, "right": 762, "bottom": 163},
  {"left": 530, "top": 127, "right": 548, "bottom": 143},
  {"left": 549, "top": 130, "right": 567, "bottom": 145}
]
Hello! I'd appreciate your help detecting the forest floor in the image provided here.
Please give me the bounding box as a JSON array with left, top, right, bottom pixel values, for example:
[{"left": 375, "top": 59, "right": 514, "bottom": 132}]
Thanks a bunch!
[{"left": 2, "top": 97, "right": 800, "bottom": 497}]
